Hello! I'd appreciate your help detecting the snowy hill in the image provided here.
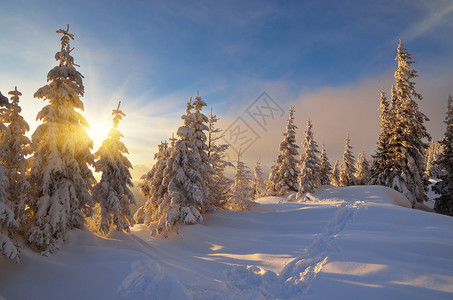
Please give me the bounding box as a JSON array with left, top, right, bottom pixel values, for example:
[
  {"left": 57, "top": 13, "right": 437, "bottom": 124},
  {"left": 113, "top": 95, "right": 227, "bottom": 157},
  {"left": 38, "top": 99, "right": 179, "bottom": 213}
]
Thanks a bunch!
[{"left": 1, "top": 186, "right": 453, "bottom": 299}]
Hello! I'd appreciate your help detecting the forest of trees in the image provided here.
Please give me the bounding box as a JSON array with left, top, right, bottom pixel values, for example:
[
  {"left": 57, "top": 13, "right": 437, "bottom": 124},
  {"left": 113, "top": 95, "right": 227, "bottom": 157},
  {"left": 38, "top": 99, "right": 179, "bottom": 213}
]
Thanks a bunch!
[{"left": 1, "top": 27, "right": 452, "bottom": 263}]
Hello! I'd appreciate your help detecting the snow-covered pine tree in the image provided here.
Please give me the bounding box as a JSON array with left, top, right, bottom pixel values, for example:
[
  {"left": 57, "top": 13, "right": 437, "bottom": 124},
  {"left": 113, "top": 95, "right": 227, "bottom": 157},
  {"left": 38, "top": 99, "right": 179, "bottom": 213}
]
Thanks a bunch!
[
  {"left": 149, "top": 98, "right": 210, "bottom": 237},
  {"left": 296, "top": 120, "right": 321, "bottom": 199},
  {"left": 252, "top": 159, "right": 266, "bottom": 199},
  {"left": 228, "top": 150, "right": 254, "bottom": 211},
  {"left": 26, "top": 25, "right": 95, "bottom": 253},
  {"left": 331, "top": 160, "right": 340, "bottom": 187},
  {"left": 137, "top": 140, "right": 171, "bottom": 225},
  {"left": 319, "top": 144, "right": 332, "bottom": 186},
  {"left": 339, "top": 134, "right": 357, "bottom": 187},
  {"left": 0, "top": 166, "right": 19, "bottom": 262},
  {"left": 207, "top": 108, "right": 233, "bottom": 208},
  {"left": 92, "top": 102, "right": 135, "bottom": 235},
  {"left": 425, "top": 141, "right": 442, "bottom": 178},
  {"left": 433, "top": 95, "right": 453, "bottom": 216},
  {"left": 355, "top": 151, "right": 370, "bottom": 185},
  {"left": 370, "top": 88, "right": 394, "bottom": 185},
  {"left": 0, "top": 87, "right": 31, "bottom": 229},
  {"left": 0, "top": 92, "right": 19, "bottom": 262},
  {"left": 373, "top": 40, "right": 431, "bottom": 205},
  {"left": 266, "top": 106, "right": 300, "bottom": 195},
  {"left": 191, "top": 91, "right": 216, "bottom": 212}
]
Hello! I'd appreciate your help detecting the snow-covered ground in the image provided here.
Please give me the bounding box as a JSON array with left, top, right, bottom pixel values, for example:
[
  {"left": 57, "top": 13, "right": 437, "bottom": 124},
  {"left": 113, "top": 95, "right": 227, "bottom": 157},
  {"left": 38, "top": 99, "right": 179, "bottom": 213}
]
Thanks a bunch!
[{"left": 1, "top": 185, "right": 452, "bottom": 299}]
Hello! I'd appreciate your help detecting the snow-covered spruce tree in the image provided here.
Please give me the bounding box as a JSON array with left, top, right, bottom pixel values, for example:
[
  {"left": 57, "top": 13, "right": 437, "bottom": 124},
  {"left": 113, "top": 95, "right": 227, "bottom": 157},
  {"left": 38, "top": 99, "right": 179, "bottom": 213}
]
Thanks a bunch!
[
  {"left": 331, "top": 160, "right": 340, "bottom": 187},
  {"left": 149, "top": 99, "right": 211, "bottom": 237},
  {"left": 373, "top": 40, "right": 430, "bottom": 205},
  {"left": 207, "top": 107, "right": 233, "bottom": 208},
  {"left": 266, "top": 106, "right": 300, "bottom": 195},
  {"left": 191, "top": 91, "right": 216, "bottom": 212},
  {"left": 0, "top": 87, "right": 31, "bottom": 229},
  {"left": 355, "top": 151, "right": 370, "bottom": 185},
  {"left": 26, "top": 25, "right": 95, "bottom": 253},
  {"left": 0, "top": 166, "right": 19, "bottom": 262},
  {"left": 296, "top": 120, "right": 321, "bottom": 199},
  {"left": 433, "top": 95, "right": 453, "bottom": 216},
  {"left": 252, "top": 159, "right": 266, "bottom": 199},
  {"left": 228, "top": 150, "right": 254, "bottom": 211},
  {"left": 137, "top": 140, "right": 171, "bottom": 225},
  {"left": 92, "top": 102, "right": 135, "bottom": 235},
  {"left": 370, "top": 88, "right": 394, "bottom": 185},
  {"left": 319, "top": 144, "right": 332, "bottom": 186},
  {"left": 0, "top": 92, "right": 19, "bottom": 262},
  {"left": 425, "top": 141, "right": 442, "bottom": 178},
  {"left": 339, "top": 134, "right": 357, "bottom": 187}
]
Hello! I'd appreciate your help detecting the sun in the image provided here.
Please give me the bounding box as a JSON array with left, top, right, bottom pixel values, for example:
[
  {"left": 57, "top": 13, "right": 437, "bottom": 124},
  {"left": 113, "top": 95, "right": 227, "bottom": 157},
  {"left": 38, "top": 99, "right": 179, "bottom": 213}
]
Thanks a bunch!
[{"left": 89, "top": 122, "right": 111, "bottom": 149}]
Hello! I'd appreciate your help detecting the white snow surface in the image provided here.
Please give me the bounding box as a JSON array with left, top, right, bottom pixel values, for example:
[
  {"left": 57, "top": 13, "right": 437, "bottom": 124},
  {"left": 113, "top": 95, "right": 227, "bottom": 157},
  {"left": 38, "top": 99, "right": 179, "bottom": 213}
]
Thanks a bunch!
[{"left": 1, "top": 185, "right": 453, "bottom": 299}]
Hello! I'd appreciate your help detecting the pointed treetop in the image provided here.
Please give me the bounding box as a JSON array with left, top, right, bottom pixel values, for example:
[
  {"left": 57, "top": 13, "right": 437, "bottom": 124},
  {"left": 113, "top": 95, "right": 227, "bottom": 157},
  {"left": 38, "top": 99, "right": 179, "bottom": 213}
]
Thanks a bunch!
[
  {"left": 8, "top": 86, "right": 22, "bottom": 97},
  {"left": 169, "top": 132, "right": 178, "bottom": 147},
  {"left": 197, "top": 90, "right": 199, "bottom": 98},
  {"left": 379, "top": 88, "right": 389, "bottom": 111},
  {"left": 56, "top": 24, "right": 74, "bottom": 52},
  {"left": 112, "top": 101, "right": 126, "bottom": 128},
  {"left": 56, "top": 24, "right": 74, "bottom": 40},
  {"left": 397, "top": 39, "right": 404, "bottom": 54},
  {"left": 54, "top": 24, "right": 80, "bottom": 68},
  {"left": 8, "top": 86, "right": 22, "bottom": 105}
]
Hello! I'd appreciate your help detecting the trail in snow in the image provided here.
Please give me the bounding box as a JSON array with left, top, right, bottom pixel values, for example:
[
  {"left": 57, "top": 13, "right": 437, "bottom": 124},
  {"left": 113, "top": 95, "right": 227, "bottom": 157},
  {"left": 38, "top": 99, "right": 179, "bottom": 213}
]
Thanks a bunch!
[
  {"left": 278, "top": 200, "right": 363, "bottom": 297},
  {"left": 222, "top": 200, "right": 363, "bottom": 299}
]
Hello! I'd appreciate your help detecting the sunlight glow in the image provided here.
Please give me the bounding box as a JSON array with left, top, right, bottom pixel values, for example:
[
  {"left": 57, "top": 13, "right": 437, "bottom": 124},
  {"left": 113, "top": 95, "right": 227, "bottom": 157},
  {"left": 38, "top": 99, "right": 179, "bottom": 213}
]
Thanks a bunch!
[
  {"left": 323, "top": 261, "right": 388, "bottom": 276},
  {"left": 208, "top": 242, "right": 224, "bottom": 251},
  {"left": 89, "top": 122, "right": 111, "bottom": 149},
  {"left": 391, "top": 274, "right": 453, "bottom": 293}
]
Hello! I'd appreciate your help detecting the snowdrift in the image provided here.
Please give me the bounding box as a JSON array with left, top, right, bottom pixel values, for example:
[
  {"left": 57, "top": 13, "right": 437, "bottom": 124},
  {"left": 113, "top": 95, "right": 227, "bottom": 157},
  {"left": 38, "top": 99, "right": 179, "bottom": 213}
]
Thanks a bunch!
[{"left": 1, "top": 186, "right": 453, "bottom": 299}]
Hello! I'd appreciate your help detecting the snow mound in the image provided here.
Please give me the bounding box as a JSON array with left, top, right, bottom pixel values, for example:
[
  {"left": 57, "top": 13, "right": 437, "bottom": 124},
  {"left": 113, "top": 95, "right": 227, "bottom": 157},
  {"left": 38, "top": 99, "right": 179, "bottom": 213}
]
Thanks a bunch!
[
  {"left": 255, "top": 195, "right": 287, "bottom": 204},
  {"left": 307, "top": 185, "right": 412, "bottom": 208}
]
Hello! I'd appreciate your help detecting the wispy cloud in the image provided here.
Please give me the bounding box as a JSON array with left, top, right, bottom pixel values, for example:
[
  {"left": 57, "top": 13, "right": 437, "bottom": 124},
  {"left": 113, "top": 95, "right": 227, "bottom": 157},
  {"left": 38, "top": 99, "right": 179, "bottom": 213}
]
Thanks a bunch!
[{"left": 401, "top": 1, "right": 453, "bottom": 41}]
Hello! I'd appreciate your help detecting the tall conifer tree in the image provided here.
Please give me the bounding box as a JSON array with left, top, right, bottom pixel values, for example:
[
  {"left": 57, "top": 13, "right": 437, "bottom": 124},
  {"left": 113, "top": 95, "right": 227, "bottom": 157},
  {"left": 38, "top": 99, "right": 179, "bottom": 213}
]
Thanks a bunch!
[
  {"left": 433, "top": 95, "right": 453, "bottom": 216},
  {"left": 297, "top": 120, "right": 321, "bottom": 198},
  {"left": 319, "top": 144, "right": 332, "bottom": 186},
  {"left": 0, "top": 92, "right": 19, "bottom": 262},
  {"left": 92, "top": 102, "right": 135, "bottom": 234},
  {"left": 0, "top": 87, "right": 31, "bottom": 229},
  {"left": 27, "top": 25, "right": 95, "bottom": 252},
  {"left": 252, "top": 159, "right": 266, "bottom": 199},
  {"left": 370, "top": 89, "right": 394, "bottom": 185},
  {"left": 148, "top": 97, "right": 212, "bottom": 237},
  {"left": 425, "top": 141, "right": 442, "bottom": 178},
  {"left": 266, "top": 106, "right": 299, "bottom": 195},
  {"left": 138, "top": 140, "right": 171, "bottom": 225},
  {"left": 339, "top": 134, "right": 357, "bottom": 187},
  {"left": 207, "top": 108, "right": 233, "bottom": 208},
  {"left": 228, "top": 150, "right": 254, "bottom": 211},
  {"left": 331, "top": 160, "right": 340, "bottom": 187},
  {"left": 355, "top": 151, "right": 370, "bottom": 185},
  {"left": 190, "top": 91, "right": 215, "bottom": 213},
  {"left": 371, "top": 40, "right": 430, "bottom": 205}
]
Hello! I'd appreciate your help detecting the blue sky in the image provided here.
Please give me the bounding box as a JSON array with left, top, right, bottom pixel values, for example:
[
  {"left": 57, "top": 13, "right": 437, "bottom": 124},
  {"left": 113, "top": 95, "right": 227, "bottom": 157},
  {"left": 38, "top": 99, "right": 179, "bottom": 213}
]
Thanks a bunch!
[{"left": 1, "top": 0, "right": 452, "bottom": 179}]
